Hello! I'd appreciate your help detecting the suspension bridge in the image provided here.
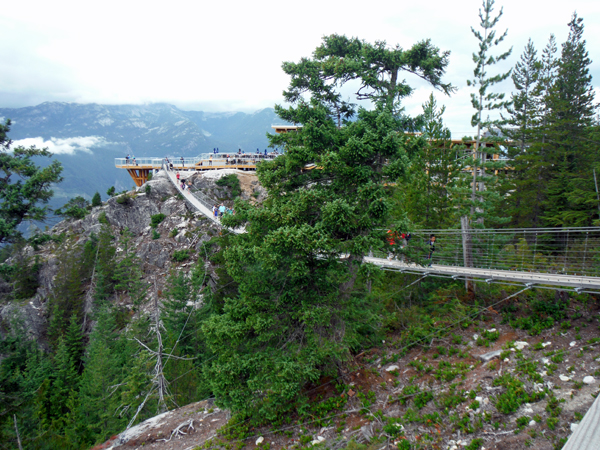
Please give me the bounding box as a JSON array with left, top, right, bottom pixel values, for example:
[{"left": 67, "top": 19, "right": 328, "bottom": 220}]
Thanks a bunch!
[{"left": 151, "top": 166, "right": 600, "bottom": 294}]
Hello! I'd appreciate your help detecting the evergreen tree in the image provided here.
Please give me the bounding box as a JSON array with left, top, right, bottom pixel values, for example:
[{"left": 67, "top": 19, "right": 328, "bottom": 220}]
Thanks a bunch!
[
  {"left": 502, "top": 39, "right": 544, "bottom": 227},
  {"left": 397, "top": 94, "right": 469, "bottom": 229},
  {"left": 94, "top": 224, "right": 117, "bottom": 303},
  {"left": 55, "top": 196, "right": 90, "bottom": 220},
  {"left": 65, "top": 314, "right": 84, "bottom": 373},
  {"left": 77, "top": 307, "right": 126, "bottom": 446},
  {"left": 467, "top": 0, "right": 512, "bottom": 220},
  {"left": 47, "top": 238, "right": 88, "bottom": 344},
  {"left": 543, "top": 13, "right": 598, "bottom": 226},
  {"left": 203, "top": 33, "right": 453, "bottom": 421},
  {"left": 0, "top": 120, "right": 63, "bottom": 244},
  {"left": 91, "top": 191, "right": 102, "bottom": 207},
  {"left": 113, "top": 228, "right": 147, "bottom": 307}
]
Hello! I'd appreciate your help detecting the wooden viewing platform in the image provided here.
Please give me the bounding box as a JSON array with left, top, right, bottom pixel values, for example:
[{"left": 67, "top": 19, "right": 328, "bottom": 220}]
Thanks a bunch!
[{"left": 115, "top": 154, "right": 279, "bottom": 186}]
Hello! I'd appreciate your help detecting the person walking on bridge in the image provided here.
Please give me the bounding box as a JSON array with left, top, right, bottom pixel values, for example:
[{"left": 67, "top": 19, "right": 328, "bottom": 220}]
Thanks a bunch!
[
  {"left": 387, "top": 229, "right": 399, "bottom": 261},
  {"left": 426, "top": 234, "right": 436, "bottom": 266}
]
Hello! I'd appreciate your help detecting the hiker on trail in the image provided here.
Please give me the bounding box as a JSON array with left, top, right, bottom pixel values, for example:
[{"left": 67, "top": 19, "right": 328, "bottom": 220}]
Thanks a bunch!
[
  {"left": 218, "top": 204, "right": 226, "bottom": 217},
  {"left": 213, "top": 205, "right": 218, "bottom": 218},
  {"left": 176, "top": 172, "right": 180, "bottom": 181},
  {"left": 426, "top": 234, "right": 436, "bottom": 266}
]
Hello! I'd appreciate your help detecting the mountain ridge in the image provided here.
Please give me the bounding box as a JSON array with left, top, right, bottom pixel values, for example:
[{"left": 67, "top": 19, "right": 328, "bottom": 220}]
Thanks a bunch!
[{"left": 0, "top": 102, "right": 286, "bottom": 207}]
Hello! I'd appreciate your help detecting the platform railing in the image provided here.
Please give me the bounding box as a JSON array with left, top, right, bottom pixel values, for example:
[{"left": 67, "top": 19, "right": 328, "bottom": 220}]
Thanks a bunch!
[{"left": 115, "top": 153, "right": 281, "bottom": 168}]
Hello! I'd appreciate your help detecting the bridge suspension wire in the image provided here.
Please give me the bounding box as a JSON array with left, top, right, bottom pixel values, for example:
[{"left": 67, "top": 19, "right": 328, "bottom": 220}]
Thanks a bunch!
[
  {"left": 376, "top": 227, "right": 600, "bottom": 278},
  {"left": 157, "top": 164, "right": 600, "bottom": 291}
]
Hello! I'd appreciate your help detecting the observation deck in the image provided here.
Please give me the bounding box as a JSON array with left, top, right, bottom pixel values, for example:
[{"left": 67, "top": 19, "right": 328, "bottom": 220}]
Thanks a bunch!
[{"left": 115, "top": 153, "right": 280, "bottom": 186}]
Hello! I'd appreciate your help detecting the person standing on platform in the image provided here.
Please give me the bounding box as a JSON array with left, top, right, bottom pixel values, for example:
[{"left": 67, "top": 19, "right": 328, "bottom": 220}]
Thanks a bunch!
[{"left": 180, "top": 156, "right": 184, "bottom": 169}]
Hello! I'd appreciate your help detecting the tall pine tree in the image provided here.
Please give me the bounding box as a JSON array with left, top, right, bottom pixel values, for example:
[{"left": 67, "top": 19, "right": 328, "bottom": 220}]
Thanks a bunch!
[{"left": 543, "top": 13, "right": 598, "bottom": 226}]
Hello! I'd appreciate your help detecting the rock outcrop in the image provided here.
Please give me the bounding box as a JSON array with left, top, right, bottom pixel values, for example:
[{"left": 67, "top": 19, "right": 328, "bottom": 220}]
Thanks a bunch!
[{"left": 0, "top": 170, "right": 223, "bottom": 345}]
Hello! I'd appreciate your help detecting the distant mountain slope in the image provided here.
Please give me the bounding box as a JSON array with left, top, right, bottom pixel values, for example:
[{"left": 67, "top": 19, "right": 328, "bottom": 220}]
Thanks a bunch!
[{"left": 0, "top": 102, "right": 285, "bottom": 205}]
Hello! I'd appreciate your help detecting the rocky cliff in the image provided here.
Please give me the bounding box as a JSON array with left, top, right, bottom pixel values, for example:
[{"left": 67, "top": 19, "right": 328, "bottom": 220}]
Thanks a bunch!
[{"left": 0, "top": 169, "right": 237, "bottom": 344}]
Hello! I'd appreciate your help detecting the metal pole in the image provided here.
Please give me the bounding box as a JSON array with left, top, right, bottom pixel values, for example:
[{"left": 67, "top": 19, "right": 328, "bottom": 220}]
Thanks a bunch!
[
  {"left": 461, "top": 216, "right": 473, "bottom": 293},
  {"left": 583, "top": 231, "right": 589, "bottom": 275},
  {"left": 593, "top": 168, "right": 600, "bottom": 219},
  {"left": 532, "top": 232, "right": 538, "bottom": 272}
]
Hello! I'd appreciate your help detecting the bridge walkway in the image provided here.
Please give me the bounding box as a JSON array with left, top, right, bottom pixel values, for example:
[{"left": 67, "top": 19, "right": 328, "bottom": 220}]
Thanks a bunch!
[
  {"left": 163, "top": 168, "right": 244, "bottom": 234},
  {"left": 159, "top": 167, "right": 600, "bottom": 292}
]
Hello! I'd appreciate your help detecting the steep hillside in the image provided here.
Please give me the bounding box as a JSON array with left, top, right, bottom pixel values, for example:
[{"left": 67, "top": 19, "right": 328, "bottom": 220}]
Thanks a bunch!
[{"left": 99, "top": 302, "right": 600, "bottom": 450}]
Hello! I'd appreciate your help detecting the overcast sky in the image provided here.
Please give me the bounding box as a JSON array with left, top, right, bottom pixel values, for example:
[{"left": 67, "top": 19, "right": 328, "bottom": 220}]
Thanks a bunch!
[{"left": 1, "top": 0, "right": 599, "bottom": 136}]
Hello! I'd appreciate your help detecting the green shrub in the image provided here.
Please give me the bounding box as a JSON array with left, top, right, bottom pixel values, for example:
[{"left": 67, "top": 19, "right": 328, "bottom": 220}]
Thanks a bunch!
[
  {"left": 91, "top": 191, "right": 102, "bottom": 207},
  {"left": 172, "top": 249, "right": 191, "bottom": 262},
  {"left": 215, "top": 174, "right": 241, "bottom": 198},
  {"left": 106, "top": 186, "right": 116, "bottom": 197},
  {"left": 28, "top": 232, "right": 60, "bottom": 250},
  {"left": 147, "top": 172, "right": 153, "bottom": 181},
  {"left": 55, "top": 196, "right": 90, "bottom": 220},
  {"left": 547, "top": 417, "right": 559, "bottom": 430},
  {"left": 145, "top": 184, "right": 151, "bottom": 194},
  {"left": 98, "top": 211, "right": 109, "bottom": 224},
  {"left": 152, "top": 229, "right": 160, "bottom": 240},
  {"left": 116, "top": 193, "right": 132, "bottom": 205},
  {"left": 493, "top": 374, "right": 545, "bottom": 414},
  {"left": 465, "top": 438, "right": 484, "bottom": 450},
  {"left": 169, "top": 228, "right": 179, "bottom": 238},
  {"left": 150, "top": 213, "right": 166, "bottom": 228}
]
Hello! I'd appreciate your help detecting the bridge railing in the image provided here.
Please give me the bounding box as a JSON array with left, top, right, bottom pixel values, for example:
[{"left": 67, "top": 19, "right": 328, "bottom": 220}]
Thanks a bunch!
[{"left": 374, "top": 227, "right": 600, "bottom": 277}]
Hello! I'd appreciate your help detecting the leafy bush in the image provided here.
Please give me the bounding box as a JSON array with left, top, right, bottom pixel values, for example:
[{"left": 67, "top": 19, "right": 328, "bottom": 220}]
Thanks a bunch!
[
  {"left": 28, "top": 232, "right": 60, "bottom": 250},
  {"left": 172, "top": 249, "right": 191, "bottom": 262},
  {"left": 150, "top": 213, "right": 166, "bottom": 228},
  {"left": 55, "top": 196, "right": 90, "bottom": 220},
  {"left": 116, "top": 193, "right": 132, "bottom": 205},
  {"left": 152, "top": 229, "right": 160, "bottom": 240},
  {"left": 147, "top": 172, "right": 153, "bottom": 181},
  {"left": 98, "top": 211, "right": 109, "bottom": 224},
  {"left": 215, "top": 174, "right": 241, "bottom": 198},
  {"left": 465, "top": 439, "right": 484, "bottom": 450},
  {"left": 106, "top": 186, "right": 116, "bottom": 197},
  {"left": 169, "top": 228, "right": 179, "bottom": 238},
  {"left": 145, "top": 184, "right": 151, "bottom": 194},
  {"left": 493, "top": 374, "right": 545, "bottom": 414}
]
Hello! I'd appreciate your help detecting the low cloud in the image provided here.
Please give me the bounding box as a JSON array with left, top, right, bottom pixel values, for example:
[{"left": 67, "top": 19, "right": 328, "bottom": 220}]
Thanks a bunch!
[{"left": 11, "top": 136, "right": 108, "bottom": 155}]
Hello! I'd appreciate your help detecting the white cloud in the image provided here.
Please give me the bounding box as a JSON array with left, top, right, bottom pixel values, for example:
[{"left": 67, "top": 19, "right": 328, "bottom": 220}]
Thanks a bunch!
[
  {"left": 12, "top": 136, "right": 108, "bottom": 155},
  {"left": 0, "top": 0, "right": 599, "bottom": 136}
]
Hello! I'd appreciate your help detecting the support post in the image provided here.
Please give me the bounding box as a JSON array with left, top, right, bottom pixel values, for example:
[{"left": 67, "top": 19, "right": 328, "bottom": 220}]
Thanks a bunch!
[{"left": 461, "top": 216, "right": 473, "bottom": 295}]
